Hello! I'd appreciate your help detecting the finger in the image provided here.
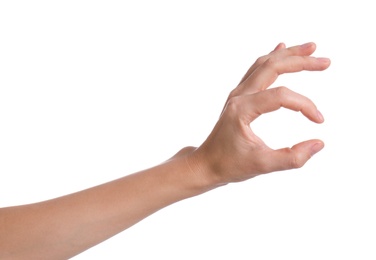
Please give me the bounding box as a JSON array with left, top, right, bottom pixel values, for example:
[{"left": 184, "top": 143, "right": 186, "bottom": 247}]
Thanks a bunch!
[
  {"left": 273, "top": 42, "right": 286, "bottom": 51},
  {"left": 237, "top": 42, "right": 286, "bottom": 86},
  {"left": 237, "top": 42, "right": 316, "bottom": 87},
  {"left": 260, "top": 139, "right": 324, "bottom": 173},
  {"left": 239, "top": 55, "right": 330, "bottom": 95},
  {"left": 239, "top": 86, "right": 324, "bottom": 124}
]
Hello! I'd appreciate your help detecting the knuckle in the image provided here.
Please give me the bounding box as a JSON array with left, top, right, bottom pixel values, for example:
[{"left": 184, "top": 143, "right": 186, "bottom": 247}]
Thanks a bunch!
[
  {"left": 226, "top": 96, "right": 243, "bottom": 113},
  {"left": 273, "top": 86, "right": 289, "bottom": 98},
  {"left": 263, "top": 57, "right": 278, "bottom": 68},
  {"left": 287, "top": 150, "right": 305, "bottom": 169},
  {"left": 255, "top": 55, "right": 268, "bottom": 66},
  {"left": 228, "top": 89, "right": 238, "bottom": 99}
]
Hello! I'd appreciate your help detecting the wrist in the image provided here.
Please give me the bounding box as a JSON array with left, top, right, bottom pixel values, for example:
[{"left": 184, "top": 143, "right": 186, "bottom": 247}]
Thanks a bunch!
[{"left": 182, "top": 147, "right": 228, "bottom": 192}]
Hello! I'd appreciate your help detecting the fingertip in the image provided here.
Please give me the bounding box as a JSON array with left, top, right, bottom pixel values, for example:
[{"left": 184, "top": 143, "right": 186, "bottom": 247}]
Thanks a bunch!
[
  {"left": 278, "top": 42, "right": 286, "bottom": 49},
  {"left": 310, "top": 141, "right": 324, "bottom": 156},
  {"left": 273, "top": 42, "right": 286, "bottom": 51},
  {"left": 317, "top": 57, "right": 331, "bottom": 68},
  {"left": 317, "top": 110, "right": 325, "bottom": 123},
  {"left": 301, "top": 42, "right": 316, "bottom": 50},
  {"left": 289, "top": 139, "right": 324, "bottom": 165}
]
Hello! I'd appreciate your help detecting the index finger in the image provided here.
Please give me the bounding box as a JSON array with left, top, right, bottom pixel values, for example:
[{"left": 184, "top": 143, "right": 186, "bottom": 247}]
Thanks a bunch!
[{"left": 237, "top": 86, "right": 324, "bottom": 124}]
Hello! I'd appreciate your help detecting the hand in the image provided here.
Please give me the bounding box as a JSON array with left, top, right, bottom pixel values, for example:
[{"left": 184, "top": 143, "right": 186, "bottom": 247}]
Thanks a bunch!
[{"left": 188, "top": 42, "right": 331, "bottom": 186}]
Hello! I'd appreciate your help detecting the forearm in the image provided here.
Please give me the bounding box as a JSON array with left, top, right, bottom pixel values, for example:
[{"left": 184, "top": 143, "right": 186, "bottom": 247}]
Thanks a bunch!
[{"left": 0, "top": 150, "right": 212, "bottom": 259}]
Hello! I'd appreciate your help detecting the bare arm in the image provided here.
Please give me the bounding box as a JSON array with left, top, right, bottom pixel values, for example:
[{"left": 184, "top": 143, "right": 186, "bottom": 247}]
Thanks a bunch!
[
  {"left": 0, "top": 150, "right": 206, "bottom": 259},
  {"left": 0, "top": 42, "right": 330, "bottom": 259}
]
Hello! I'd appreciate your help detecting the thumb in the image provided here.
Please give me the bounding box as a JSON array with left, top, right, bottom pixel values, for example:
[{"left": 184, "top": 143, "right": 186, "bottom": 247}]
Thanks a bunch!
[{"left": 264, "top": 139, "right": 324, "bottom": 173}]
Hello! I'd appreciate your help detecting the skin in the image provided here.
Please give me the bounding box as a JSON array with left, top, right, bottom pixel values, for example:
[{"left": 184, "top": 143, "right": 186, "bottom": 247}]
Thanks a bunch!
[{"left": 0, "top": 42, "right": 330, "bottom": 259}]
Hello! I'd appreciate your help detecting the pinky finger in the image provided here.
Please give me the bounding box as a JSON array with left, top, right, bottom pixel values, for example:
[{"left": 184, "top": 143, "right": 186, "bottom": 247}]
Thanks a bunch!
[
  {"left": 238, "top": 42, "right": 287, "bottom": 86},
  {"left": 272, "top": 42, "right": 286, "bottom": 52}
]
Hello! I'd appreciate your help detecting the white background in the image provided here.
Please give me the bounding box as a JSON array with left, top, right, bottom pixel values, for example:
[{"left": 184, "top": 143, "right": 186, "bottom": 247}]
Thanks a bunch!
[{"left": 1, "top": 1, "right": 375, "bottom": 259}]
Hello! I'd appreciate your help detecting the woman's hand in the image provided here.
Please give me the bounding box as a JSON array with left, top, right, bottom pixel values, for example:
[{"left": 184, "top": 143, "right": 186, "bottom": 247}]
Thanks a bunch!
[{"left": 188, "top": 42, "right": 331, "bottom": 187}]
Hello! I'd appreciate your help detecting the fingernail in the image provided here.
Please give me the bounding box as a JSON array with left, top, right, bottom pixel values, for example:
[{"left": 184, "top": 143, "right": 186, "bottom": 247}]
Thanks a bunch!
[
  {"left": 311, "top": 142, "right": 324, "bottom": 156},
  {"left": 301, "top": 42, "right": 313, "bottom": 48},
  {"left": 317, "top": 57, "right": 331, "bottom": 64},
  {"left": 317, "top": 110, "right": 324, "bottom": 122}
]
